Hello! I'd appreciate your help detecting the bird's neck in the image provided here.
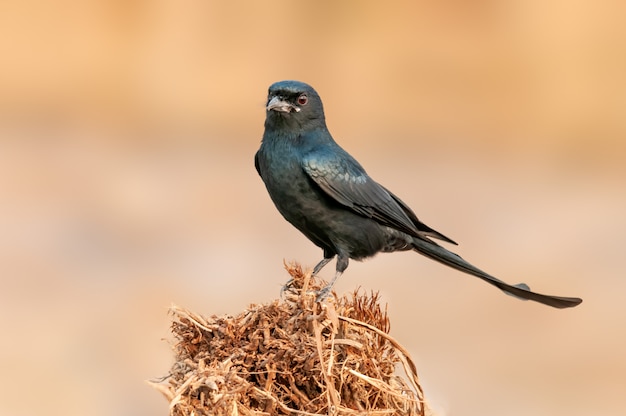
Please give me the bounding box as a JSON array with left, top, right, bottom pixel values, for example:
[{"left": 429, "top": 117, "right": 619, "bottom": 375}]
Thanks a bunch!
[
  {"left": 262, "top": 125, "right": 333, "bottom": 153},
  {"left": 265, "top": 111, "right": 326, "bottom": 132}
]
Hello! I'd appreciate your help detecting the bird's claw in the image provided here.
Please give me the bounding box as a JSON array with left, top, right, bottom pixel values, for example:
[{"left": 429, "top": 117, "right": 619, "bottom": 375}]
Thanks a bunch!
[
  {"left": 279, "top": 278, "right": 294, "bottom": 299},
  {"left": 315, "top": 285, "right": 332, "bottom": 302}
]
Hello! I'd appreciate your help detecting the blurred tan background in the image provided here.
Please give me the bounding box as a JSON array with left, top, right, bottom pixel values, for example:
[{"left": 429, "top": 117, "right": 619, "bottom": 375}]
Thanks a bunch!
[{"left": 1, "top": 1, "right": 625, "bottom": 415}]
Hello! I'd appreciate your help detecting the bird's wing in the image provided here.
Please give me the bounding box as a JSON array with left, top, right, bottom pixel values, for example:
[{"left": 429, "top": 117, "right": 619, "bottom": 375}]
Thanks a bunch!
[
  {"left": 382, "top": 185, "right": 457, "bottom": 244},
  {"left": 302, "top": 149, "right": 456, "bottom": 244}
]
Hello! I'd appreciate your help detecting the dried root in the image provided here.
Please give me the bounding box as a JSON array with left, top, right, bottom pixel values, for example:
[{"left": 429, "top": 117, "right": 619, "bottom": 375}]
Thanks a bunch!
[{"left": 151, "top": 262, "right": 429, "bottom": 416}]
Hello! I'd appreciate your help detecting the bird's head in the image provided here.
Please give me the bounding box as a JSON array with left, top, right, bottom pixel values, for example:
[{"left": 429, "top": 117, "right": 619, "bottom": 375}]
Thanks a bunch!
[{"left": 264, "top": 80, "right": 326, "bottom": 131}]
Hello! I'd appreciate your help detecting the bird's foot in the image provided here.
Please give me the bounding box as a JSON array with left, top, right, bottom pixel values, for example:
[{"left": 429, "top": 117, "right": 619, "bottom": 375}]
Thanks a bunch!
[
  {"left": 315, "top": 285, "right": 333, "bottom": 302},
  {"left": 279, "top": 278, "right": 295, "bottom": 299},
  {"left": 315, "top": 269, "right": 342, "bottom": 302}
]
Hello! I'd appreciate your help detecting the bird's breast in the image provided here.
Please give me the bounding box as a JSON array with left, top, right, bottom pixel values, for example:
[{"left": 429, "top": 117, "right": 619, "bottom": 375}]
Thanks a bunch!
[{"left": 258, "top": 142, "right": 313, "bottom": 208}]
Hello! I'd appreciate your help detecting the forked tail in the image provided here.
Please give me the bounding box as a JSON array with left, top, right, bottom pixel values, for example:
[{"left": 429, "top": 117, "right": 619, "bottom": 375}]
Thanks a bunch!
[{"left": 411, "top": 238, "right": 582, "bottom": 309}]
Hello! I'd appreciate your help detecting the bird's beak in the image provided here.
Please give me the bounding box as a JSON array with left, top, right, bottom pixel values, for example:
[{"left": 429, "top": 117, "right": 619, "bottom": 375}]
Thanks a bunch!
[{"left": 267, "top": 96, "right": 300, "bottom": 113}]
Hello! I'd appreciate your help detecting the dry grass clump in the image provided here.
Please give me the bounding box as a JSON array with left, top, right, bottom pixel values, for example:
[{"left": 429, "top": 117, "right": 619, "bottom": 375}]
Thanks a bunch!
[{"left": 151, "top": 262, "right": 428, "bottom": 416}]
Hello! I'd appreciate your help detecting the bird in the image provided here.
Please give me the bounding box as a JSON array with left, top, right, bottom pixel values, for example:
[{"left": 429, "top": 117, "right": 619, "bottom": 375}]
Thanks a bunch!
[{"left": 254, "top": 80, "right": 582, "bottom": 309}]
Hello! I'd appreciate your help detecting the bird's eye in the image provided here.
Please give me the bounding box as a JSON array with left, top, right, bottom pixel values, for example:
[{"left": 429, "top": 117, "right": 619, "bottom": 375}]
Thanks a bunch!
[{"left": 297, "top": 94, "right": 308, "bottom": 105}]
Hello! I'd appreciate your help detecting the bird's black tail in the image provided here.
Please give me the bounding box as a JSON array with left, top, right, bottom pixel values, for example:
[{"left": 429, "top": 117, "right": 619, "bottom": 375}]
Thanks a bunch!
[{"left": 411, "top": 237, "right": 582, "bottom": 309}]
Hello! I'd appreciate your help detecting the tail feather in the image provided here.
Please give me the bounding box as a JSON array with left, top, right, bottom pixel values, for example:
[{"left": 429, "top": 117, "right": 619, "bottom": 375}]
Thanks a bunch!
[{"left": 411, "top": 237, "right": 582, "bottom": 309}]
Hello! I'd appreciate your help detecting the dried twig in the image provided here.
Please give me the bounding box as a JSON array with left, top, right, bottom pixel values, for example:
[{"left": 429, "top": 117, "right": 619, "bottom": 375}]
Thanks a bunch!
[{"left": 150, "top": 262, "right": 428, "bottom": 416}]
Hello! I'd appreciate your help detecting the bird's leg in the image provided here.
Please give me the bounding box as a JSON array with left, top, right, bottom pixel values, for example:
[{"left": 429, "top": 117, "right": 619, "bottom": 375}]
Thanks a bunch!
[
  {"left": 312, "top": 256, "right": 333, "bottom": 276},
  {"left": 281, "top": 254, "right": 335, "bottom": 298},
  {"left": 316, "top": 271, "right": 343, "bottom": 301},
  {"left": 316, "top": 254, "right": 349, "bottom": 301}
]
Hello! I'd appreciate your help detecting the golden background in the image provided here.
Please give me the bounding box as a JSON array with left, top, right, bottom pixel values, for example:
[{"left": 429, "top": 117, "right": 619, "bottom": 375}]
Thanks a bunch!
[{"left": 1, "top": 1, "right": 624, "bottom": 415}]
